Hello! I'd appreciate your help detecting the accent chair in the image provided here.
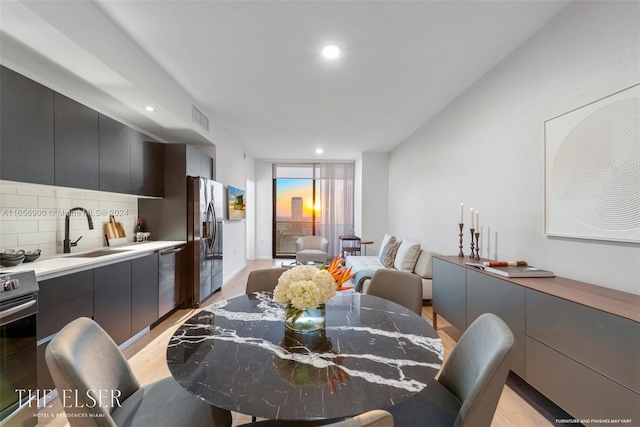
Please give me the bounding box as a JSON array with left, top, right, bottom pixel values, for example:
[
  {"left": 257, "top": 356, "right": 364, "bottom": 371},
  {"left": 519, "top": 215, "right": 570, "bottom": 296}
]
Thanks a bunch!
[
  {"left": 295, "top": 236, "right": 329, "bottom": 264},
  {"left": 246, "top": 267, "right": 288, "bottom": 294},
  {"left": 45, "top": 317, "right": 232, "bottom": 427},
  {"left": 386, "top": 313, "right": 516, "bottom": 427},
  {"left": 365, "top": 269, "right": 423, "bottom": 315}
]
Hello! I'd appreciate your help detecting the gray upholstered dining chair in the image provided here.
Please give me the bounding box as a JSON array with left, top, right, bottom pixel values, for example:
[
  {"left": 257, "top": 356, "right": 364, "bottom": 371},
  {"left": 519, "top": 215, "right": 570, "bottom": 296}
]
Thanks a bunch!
[
  {"left": 246, "top": 267, "right": 288, "bottom": 294},
  {"left": 295, "top": 235, "right": 329, "bottom": 264},
  {"left": 243, "top": 409, "right": 393, "bottom": 426},
  {"left": 386, "top": 313, "right": 516, "bottom": 427},
  {"left": 364, "top": 269, "right": 423, "bottom": 315},
  {"left": 45, "top": 317, "right": 232, "bottom": 427}
]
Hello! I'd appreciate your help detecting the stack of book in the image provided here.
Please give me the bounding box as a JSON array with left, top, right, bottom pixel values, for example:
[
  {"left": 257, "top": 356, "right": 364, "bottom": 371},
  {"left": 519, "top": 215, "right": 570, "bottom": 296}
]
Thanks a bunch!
[{"left": 465, "top": 261, "right": 555, "bottom": 278}]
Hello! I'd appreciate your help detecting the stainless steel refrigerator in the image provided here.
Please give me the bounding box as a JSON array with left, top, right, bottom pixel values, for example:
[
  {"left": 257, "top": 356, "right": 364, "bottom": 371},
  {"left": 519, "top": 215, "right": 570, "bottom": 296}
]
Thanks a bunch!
[{"left": 187, "top": 176, "right": 224, "bottom": 307}]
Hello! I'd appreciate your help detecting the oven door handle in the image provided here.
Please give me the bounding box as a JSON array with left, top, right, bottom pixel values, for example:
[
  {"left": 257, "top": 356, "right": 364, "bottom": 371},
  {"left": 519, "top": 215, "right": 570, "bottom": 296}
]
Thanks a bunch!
[{"left": 0, "top": 299, "right": 36, "bottom": 321}]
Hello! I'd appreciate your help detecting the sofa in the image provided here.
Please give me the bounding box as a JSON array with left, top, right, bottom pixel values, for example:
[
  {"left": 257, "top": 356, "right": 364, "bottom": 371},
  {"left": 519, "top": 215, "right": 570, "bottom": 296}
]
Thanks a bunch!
[{"left": 345, "top": 234, "right": 435, "bottom": 300}]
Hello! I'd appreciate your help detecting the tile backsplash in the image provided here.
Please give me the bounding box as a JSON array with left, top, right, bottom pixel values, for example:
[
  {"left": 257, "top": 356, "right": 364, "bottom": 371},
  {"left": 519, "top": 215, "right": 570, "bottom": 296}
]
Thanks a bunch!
[{"left": 0, "top": 181, "right": 138, "bottom": 256}]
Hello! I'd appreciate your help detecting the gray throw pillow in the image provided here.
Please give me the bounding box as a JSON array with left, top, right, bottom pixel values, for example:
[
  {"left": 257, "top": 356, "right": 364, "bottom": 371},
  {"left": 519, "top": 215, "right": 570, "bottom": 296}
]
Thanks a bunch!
[{"left": 379, "top": 237, "right": 401, "bottom": 268}]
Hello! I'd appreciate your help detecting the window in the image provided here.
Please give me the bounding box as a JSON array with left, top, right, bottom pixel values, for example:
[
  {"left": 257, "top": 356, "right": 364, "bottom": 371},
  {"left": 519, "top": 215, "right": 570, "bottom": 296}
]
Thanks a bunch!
[{"left": 273, "top": 163, "right": 354, "bottom": 257}]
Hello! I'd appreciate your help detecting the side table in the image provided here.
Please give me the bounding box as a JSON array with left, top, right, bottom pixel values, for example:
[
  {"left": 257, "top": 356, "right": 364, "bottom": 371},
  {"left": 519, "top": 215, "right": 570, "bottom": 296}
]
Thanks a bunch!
[{"left": 360, "top": 240, "right": 374, "bottom": 255}]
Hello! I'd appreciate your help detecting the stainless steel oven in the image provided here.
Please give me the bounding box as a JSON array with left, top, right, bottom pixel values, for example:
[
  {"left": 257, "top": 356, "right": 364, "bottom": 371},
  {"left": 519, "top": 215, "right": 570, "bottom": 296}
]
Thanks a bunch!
[{"left": 0, "top": 270, "right": 39, "bottom": 427}]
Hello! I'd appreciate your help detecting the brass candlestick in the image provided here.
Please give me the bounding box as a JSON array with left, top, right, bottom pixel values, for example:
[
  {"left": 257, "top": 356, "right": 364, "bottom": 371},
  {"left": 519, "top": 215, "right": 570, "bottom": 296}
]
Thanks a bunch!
[
  {"left": 469, "top": 228, "right": 475, "bottom": 258},
  {"left": 474, "top": 232, "right": 480, "bottom": 260},
  {"left": 458, "top": 223, "right": 464, "bottom": 257}
]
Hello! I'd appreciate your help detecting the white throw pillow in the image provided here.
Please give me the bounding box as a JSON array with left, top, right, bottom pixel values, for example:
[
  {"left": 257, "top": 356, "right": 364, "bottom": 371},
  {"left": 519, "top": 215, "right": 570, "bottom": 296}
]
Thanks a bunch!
[
  {"left": 394, "top": 240, "right": 421, "bottom": 272},
  {"left": 413, "top": 250, "right": 435, "bottom": 279}
]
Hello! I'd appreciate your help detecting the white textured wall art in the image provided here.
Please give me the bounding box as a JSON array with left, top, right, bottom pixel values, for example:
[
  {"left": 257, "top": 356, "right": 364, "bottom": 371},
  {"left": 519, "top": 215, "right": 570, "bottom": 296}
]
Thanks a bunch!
[{"left": 544, "top": 83, "right": 640, "bottom": 243}]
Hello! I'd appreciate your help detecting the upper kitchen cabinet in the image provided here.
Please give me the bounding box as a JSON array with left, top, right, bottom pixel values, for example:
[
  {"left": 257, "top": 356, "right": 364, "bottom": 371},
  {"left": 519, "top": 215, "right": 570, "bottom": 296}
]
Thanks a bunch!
[
  {"left": 99, "top": 114, "right": 131, "bottom": 193},
  {"left": 130, "top": 131, "right": 164, "bottom": 197},
  {"left": 54, "top": 93, "right": 100, "bottom": 190},
  {"left": 186, "top": 144, "right": 213, "bottom": 180},
  {"left": 0, "top": 66, "right": 55, "bottom": 185}
]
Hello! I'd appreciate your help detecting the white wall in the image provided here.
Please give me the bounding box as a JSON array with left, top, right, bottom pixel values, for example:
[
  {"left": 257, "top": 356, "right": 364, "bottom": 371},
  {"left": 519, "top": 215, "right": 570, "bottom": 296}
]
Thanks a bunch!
[
  {"left": 359, "top": 152, "right": 389, "bottom": 256},
  {"left": 255, "top": 160, "right": 274, "bottom": 259},
  {"left": 211, "top": 127, "right": 256, "bottom": 282},
  {"left": 0, "top": 181, "right": 138, "bottom": 256},
  {"left": 388, "top": 1, "right": 640, "bottom": 295}
]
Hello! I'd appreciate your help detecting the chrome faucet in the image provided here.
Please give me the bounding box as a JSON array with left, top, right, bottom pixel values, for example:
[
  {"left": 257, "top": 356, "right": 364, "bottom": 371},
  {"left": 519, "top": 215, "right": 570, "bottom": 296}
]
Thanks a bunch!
[{"left": 63, "top": 207, "right": 94, "bottom": 253}]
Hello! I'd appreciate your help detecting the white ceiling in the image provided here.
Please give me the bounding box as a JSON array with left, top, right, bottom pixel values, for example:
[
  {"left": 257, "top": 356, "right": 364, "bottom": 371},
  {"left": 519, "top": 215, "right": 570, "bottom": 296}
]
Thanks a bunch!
[{"left": 0, "top": 0, "right": 570, "bottom": 161}]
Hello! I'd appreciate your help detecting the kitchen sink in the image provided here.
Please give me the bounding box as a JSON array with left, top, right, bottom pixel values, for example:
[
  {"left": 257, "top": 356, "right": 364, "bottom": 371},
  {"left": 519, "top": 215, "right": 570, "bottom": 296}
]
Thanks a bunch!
[{"left": 67, "top": 249, "right": 132, "bottom": 258}]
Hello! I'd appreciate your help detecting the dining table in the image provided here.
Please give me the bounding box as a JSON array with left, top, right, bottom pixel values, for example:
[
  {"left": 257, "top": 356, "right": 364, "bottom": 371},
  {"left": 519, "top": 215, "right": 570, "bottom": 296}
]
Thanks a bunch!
[{"left": 167, "top": 291, "right": 443, "bottom": 422}]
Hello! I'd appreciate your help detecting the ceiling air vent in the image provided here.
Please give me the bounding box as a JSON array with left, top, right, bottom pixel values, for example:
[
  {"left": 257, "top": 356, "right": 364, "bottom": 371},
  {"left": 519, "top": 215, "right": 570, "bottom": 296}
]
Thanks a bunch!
[{"left": 192, "top": 105, "right": 209, "bottom": 131}]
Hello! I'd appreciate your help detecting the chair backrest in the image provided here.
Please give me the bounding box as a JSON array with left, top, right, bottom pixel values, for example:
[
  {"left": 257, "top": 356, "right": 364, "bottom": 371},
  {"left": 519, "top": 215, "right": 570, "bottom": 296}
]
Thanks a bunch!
[
  {"left": 296, "top": 235, "right": 329, "bottom": 252},
  {"left": 329, "top": 409, "right": 394, "bottom": 426},
  {"left": 45, "top": 317, "right": 140, "bottom": 426},
  {"left": 246, "top": 267, "right": 288, "bottom": 294},
  {"left": 439, "top": 313, "right": 516, "bottom": 427},
  {"left": 365, "top": 269, "right": 423, "bottom": 315}
]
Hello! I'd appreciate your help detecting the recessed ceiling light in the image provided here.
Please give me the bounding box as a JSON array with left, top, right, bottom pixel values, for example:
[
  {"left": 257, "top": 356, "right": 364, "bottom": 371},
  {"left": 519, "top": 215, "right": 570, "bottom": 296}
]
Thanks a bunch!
[
  {"left": 144, "top": 105, "right": 155, "bottom": 112},
  {"left": 322, "top": 45, "right": 340, "bottom": 60},
  {"left": 315, "top": 148, "right": 324, "bottom": 154}
]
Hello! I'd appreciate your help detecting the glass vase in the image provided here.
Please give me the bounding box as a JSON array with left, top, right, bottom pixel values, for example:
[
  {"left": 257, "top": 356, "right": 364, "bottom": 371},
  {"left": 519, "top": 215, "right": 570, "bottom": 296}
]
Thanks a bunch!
[{"left": 285, "top": 306, "right": 326, "bottom": 332}]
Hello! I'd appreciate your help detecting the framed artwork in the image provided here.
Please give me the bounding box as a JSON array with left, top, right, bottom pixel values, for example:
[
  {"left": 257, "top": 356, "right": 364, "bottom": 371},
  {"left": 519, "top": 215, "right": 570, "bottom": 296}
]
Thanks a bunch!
[{"left": 544, "top": 83, "right": 640, "bottom": 243}]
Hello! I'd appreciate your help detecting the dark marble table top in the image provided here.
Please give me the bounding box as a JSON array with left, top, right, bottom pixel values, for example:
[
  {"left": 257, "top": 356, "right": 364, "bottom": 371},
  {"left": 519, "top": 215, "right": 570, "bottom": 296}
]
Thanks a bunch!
[{"left": 167, "top": 291, "right": 443, "bottom": 421}]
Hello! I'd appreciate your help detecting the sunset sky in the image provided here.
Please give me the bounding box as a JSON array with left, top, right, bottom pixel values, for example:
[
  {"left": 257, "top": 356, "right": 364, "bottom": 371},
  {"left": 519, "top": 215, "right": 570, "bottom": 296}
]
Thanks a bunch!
[{"left": 276, "top": 179, "right": 319, "bottom": 219}]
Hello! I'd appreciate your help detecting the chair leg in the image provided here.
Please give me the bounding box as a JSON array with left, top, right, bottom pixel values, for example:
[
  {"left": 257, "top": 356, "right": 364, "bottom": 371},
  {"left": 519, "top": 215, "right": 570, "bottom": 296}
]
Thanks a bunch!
[
  {"left": 433, "top": 312, "right": 438, "bottom": 329},
  {"left": 252, "top": 416, "right": 256, "bottom": 422}
]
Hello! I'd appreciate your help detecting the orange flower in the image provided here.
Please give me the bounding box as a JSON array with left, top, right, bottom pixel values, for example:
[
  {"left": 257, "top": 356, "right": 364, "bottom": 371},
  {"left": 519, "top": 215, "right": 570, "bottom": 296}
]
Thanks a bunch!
[{"left": 323, "top": 255, "right": 355, "bottom": 291}]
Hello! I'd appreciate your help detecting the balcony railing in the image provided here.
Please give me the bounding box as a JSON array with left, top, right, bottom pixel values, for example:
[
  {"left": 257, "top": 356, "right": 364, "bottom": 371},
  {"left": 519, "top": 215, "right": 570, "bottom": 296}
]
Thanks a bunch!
[{"left": 275, "top": 220, "right": 315, "bottom": 255}]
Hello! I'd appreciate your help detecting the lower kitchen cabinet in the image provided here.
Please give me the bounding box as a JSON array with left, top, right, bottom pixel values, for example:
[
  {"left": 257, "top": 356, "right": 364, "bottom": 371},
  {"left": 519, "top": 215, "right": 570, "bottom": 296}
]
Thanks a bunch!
[
  {"left": 94, "top": 261, "right": 132, "bottom": 346},
  {"left": 158, "top": 246, "right": 184, "bottom": 318},
  {"left": 37, "top": 270, "right": 94, "bottom": 340},
  {"left": 132, "top": 253, "right": 159, "bottom": 334},
  {"left": 35, "top": 250, "right": 182, "bottom": 392}
]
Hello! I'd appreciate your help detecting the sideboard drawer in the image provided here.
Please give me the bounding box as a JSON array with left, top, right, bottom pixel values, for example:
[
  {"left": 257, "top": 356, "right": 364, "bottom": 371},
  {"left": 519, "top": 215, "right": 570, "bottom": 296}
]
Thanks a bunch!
[
  {"left": 526, "top": 289, "right": 640, "bottom": 393},
  {"left": 527, "top": 337, "right": 640, "bottom": 425}
]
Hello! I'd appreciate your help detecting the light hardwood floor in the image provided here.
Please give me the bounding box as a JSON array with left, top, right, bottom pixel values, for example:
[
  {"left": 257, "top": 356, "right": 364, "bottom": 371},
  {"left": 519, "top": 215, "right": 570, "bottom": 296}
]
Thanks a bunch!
[{"left": 38, "top": 259, "right": 555, "bottom": 426}]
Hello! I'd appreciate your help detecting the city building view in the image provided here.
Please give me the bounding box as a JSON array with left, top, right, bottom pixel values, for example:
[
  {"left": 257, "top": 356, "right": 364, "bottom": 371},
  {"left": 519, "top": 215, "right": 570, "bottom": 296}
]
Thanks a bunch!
[{"left": 274, "top": 179, "right": 321, "bottom": 255}]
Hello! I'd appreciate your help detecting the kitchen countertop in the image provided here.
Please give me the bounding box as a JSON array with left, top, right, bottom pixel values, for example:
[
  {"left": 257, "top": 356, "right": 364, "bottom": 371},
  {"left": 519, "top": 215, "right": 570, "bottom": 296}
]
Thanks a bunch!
[{"left": 0, "top": 241, "right": 186, "bottom": 281}]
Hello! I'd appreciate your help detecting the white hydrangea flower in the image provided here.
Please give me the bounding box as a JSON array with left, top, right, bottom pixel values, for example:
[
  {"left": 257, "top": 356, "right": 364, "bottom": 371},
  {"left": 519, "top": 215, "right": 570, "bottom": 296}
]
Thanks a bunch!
[{"left": 273, "top": 265, "right": 336, "bottom": 310}]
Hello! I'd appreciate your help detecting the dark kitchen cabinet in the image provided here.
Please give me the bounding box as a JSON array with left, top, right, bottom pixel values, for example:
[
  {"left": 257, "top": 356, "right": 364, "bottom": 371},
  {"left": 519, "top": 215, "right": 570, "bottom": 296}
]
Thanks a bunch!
[
  {"left": 94, "top": 261, "right": 132, "bottom": 345},
  {"left": 130, "top": 131, "right": 164, "bottom": 197},
  {"left": 54, "top": 93, "right": 100, "bottom": 190},
  {"left": 131, "top": 253, "right": 159, "bottom": 334},
  {"left": 99, "top": 114, "right": 131, "bottom": 193},
  {"left": 139, "top": 144, "right": 213, "bottom": 241},
  {"left": 158, "top": 246, "right": 184, "bottom": 317},
  {"left": 36, "top": 269, "right": 94, "bottom": 391},
  {"left": 37, "top": 270, "right": 94, "bottom": 340},
  {"left": 0, "top": 66, "right": 55, "bottom": 185},
  {"left": 186, "top": 144, "right": 213, "bottom": 180}
]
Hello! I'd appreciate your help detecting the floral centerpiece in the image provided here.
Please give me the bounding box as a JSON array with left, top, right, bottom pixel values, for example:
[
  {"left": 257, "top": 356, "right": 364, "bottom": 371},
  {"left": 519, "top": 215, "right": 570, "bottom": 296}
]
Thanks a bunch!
[{"left": 274, "top": 255, "right": 354, "bottom": 331}]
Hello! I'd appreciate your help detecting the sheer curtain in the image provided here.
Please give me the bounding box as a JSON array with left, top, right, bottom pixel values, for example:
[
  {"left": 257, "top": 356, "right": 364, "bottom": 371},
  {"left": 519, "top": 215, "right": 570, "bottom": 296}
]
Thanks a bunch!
[{"left": 315, "top": 163, "right": 355, "bottom": 258}]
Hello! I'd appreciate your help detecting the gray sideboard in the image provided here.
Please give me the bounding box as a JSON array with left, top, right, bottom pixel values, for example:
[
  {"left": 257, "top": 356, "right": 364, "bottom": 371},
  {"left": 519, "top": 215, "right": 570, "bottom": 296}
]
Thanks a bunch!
[{"left": 432, "top": 256, "right": 640, "bottom": 426}]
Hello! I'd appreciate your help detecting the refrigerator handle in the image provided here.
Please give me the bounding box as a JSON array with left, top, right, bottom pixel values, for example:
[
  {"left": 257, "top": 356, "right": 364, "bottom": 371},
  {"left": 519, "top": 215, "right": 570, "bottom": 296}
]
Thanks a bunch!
[{"left": 207, "top": 201, "right": 216, "bottom": 251}]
